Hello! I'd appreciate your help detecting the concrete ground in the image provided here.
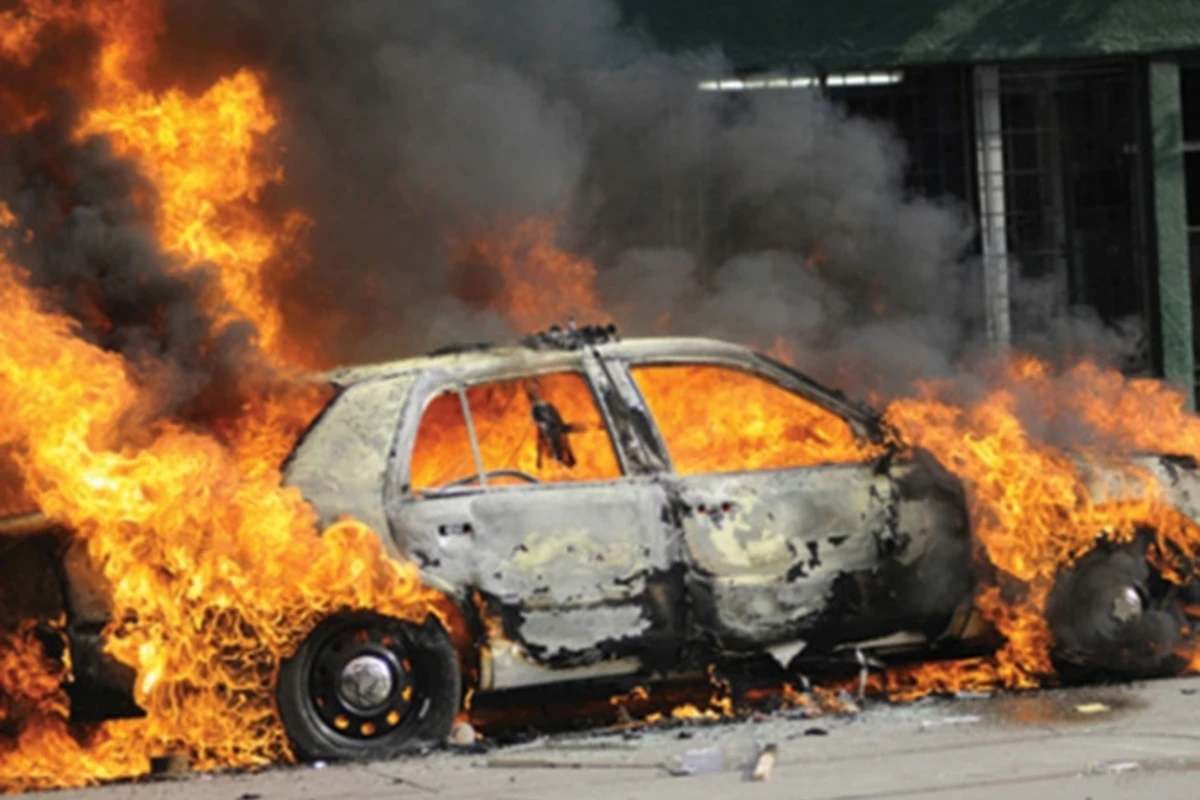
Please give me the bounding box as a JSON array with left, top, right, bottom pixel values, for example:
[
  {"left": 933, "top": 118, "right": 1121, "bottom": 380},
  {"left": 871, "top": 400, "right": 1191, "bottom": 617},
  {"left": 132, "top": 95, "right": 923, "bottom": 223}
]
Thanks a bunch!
[{"left": 28, "top": 676, "right": 1200, "bottom": 800}]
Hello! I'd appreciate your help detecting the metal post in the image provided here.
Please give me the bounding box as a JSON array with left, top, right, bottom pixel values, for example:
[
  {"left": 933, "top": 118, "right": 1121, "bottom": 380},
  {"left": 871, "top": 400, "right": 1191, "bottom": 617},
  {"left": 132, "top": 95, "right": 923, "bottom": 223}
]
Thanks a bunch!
[
  {"left": 1149, "top": 58, "right": 1196, "bottom": 407},
  {"left": 974, "top": 65, "right": 1012, "bottom": 349}
]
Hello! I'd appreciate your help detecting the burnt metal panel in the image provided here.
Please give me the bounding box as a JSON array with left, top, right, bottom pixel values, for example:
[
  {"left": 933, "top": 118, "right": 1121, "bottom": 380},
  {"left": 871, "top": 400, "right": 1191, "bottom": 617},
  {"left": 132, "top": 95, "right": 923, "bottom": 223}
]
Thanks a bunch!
[
  {"left": 389, "top": 478, "right": 674, "bottom": 664},
  {"left": 282, "top": 374, "right": 417, "bottom": 548},
  {"left": 0, "top": 531, "right": 66, "bottom": 623},
  {"left": 663, "top": 465, "right": 902, "bottom": 645}
]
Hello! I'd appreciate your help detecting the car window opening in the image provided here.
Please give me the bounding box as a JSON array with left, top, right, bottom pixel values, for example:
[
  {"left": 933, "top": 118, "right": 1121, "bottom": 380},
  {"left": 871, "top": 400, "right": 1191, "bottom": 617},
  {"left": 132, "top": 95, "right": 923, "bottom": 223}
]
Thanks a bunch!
[
  {"left": 409, "top": 390, "right": 477, "bottom": 493},
  {"left": 631, "top": 364, "right": 881, "bottom": 476},
  {"left": 410, "top": 372, "right": 621, "bottom": 494}
]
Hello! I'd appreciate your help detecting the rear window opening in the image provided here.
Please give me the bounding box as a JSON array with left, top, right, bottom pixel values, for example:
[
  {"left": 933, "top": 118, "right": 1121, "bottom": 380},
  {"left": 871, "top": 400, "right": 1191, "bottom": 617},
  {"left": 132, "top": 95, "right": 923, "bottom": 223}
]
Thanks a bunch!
[{"left": 409, "top": 372, "right": 621, "bottom": 494}]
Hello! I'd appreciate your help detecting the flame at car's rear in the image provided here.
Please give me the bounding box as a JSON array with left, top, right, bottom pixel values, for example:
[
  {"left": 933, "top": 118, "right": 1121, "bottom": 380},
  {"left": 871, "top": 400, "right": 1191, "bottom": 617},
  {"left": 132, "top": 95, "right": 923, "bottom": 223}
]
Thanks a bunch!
[
  {"left": 0, "top": 234, "right": 402, "bottom": 788},
  {"left": 0, "top": 1, "right": 452, "bottom": 792}
]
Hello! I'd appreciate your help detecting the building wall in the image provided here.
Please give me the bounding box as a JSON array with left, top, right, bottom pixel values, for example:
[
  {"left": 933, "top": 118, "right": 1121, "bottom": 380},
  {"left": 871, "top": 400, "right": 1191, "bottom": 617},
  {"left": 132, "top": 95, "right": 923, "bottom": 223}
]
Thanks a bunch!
[
  {"left": 620, "top": 0, "right": 1200, "bottom": 71},
  {"left": 1150, "top": 60, "right": 1195, "bottom": 401}
]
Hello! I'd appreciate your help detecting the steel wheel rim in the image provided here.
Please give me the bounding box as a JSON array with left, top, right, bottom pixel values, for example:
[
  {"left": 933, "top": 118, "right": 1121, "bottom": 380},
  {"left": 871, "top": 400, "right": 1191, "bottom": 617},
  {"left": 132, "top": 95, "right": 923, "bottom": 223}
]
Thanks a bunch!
[{"left": 307, "top": 622, "right": 418, "bottom": 742}]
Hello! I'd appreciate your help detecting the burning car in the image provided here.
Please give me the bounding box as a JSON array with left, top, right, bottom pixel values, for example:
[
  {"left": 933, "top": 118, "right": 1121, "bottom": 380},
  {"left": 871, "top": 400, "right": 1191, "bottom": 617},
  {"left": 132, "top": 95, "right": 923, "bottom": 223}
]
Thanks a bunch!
[{"left": 4, "top": 324, "right": 1200, "bottom": 762}]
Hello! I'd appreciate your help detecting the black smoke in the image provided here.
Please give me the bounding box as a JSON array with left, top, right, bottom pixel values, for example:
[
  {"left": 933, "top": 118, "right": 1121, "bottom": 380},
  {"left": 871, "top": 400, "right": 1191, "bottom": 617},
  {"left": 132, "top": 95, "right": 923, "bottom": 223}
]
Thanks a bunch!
[
  {"left": 2, "top": 0, "right": 1146, "bottom": 408},
  {"left": 0, "top": 27, "right": 272, "bottom": 432},
  {"left": 146, "top": 0, "right": 987, "bottom": 396},
  {"left": 151, "top": 0, "right": 1147, "bottom": 400}
]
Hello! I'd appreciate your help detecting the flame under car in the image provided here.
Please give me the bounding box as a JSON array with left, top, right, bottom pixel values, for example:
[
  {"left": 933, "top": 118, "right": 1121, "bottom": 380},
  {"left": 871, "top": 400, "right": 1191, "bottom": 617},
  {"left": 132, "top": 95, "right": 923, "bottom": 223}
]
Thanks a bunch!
[{"left": 6, "top": 328, "right": 1200, "bottom": 761}]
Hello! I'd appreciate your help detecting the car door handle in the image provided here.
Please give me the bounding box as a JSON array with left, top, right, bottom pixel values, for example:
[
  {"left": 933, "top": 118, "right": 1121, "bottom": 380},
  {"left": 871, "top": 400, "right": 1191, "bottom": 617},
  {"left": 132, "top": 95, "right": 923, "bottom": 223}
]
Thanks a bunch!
[{"left": 438, "top": 522, "right": 475, "bottom": 536}]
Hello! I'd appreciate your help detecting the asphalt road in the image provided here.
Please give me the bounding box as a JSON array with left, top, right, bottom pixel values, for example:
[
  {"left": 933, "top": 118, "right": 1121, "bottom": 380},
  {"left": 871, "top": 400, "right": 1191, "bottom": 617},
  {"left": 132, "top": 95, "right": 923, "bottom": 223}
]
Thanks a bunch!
[{"left": 27, "top": 676, "right": 1200, "bottom": 800}]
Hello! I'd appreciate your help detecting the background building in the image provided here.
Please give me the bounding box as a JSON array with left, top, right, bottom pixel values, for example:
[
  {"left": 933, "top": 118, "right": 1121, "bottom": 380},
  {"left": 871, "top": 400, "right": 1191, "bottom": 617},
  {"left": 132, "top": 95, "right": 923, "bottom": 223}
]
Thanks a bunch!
[{"left": 619, "top": 0, "right": 1200, "bottom": 403}]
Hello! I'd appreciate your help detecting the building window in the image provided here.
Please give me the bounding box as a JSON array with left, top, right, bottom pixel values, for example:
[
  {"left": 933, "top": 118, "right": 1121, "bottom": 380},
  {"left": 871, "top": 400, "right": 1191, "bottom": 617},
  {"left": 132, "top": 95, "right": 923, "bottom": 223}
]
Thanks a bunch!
[
  {"left": 974, "top": 63, "right": 1153, "bottom": 370},
  {"left": 826, "top": 67, "right": 973, "bottom": 204},
  {"left": 1183, "top": 65, "right": 1200, "bottom": 395}
]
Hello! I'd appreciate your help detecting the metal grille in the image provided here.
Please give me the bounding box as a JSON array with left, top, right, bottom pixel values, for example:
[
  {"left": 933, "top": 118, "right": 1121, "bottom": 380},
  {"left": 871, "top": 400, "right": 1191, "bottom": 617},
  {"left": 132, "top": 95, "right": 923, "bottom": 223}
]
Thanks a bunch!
[
  {"left": 982, "top": 63, "right": 1152, "bottom": 369},
  {"left": 825, "top": 68, "right": 983, "bottom": 343},
  {"left": 681, "top": 68, "right": 976, "bottom": 277},
  {"left": 826, "top": 67, "right": 974, "bottom": 205},
  {"left": 1184, "top": 65, "right": 1200, "bottom": 394}
]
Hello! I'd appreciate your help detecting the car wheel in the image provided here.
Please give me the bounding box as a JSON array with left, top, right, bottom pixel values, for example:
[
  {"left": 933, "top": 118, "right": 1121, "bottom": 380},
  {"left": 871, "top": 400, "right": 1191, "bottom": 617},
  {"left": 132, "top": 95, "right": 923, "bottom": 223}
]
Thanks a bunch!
[
  {"left": 1047, "top": 541, "right": 1187, "bottom": 681},
  {"left": 277, "top": 611, "right": 462, "bottom": 762}
]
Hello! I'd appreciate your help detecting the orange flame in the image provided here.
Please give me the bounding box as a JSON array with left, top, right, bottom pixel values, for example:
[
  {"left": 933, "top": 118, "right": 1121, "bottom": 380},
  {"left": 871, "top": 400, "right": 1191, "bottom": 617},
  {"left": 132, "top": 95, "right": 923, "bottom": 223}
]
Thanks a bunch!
[
  {"left": 0, "top": 0, "right": 448, "bottom": 792},
  {"left": 633, "top": 364, "right": 880, "bottom": 473},
  {"left": 456, "top": 217, "right": 604, "bottom": 331},
  {"left": 606, "top": 677, "right": 850, "bottom": 729},
  {"left": 765, "top": 340, "right": 1200, "bottom": 695},
  {"left": 78, "top": 70, "right": 309, "bottom": 363},
  {"left": 884, "top": 357, "right": 1200, "bottom": 693},
  {"left": 410, "top": 372, "right": 622, "bottom": 492},
  {"left": 0, "top": 248, "right": 451, "bottom": 791}
]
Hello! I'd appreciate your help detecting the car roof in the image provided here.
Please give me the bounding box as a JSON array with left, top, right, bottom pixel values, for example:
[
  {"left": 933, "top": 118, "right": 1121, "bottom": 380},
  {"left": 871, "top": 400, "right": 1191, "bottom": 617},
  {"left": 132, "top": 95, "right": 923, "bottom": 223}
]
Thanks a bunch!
[
  {"left": 320, "top": 335, "right": 757, "bottom": 388},
  {"left": 317, "top": 333, "right": 884, "bottom": 434}
]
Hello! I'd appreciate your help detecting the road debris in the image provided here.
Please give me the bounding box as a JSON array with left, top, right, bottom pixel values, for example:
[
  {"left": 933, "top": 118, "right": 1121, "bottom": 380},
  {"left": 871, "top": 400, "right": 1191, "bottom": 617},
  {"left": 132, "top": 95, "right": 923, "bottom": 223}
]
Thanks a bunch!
[
  {"left": 486, "top": 757, "right": 582, "bottom": 770},
  {"left": 854, "top": 649, "right": 871, "bottom": 701},
  {"left": 918, "top": 715, "right": 981, "bottom": 731},
  {"left": 1074, "top": 702, "right": 1111, "bottom": 715},
  {"left": 488, "top": 735, "right": 642, "bottom": 754},
  {"left": 149, "top": 755, "right": 190, "bottom": 778},
  {"left": 750, "top": 744, "right": 778, "bottom": 782},
  {"left": 786, "top": 726, "right": 829, "bottom": 740},
  {"left": 1088, "top": 760, "right": 1140, "bottom": 775},
  {"left": 448, "top": 721, "right": 477, "bottom": 746},
  {"left": 666, "top": 745, "right": 726, "bottom": 776}
]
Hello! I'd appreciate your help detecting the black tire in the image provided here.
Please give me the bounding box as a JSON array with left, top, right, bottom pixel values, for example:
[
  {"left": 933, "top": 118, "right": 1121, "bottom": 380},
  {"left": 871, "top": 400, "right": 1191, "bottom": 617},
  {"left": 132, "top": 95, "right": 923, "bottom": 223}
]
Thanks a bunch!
[
  {"left": 277, "top": 611, "right": 462, "bottom": 762},
  {"left": 1047, "top": 541, "right": 1187, "bottom": 682}
]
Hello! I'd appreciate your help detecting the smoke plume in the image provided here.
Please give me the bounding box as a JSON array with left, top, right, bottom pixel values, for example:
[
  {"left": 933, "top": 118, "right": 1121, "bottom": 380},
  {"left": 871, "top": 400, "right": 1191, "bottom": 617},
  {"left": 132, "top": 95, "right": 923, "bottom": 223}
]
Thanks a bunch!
[
  {"left": 4, "top": 0, "right": 1148, "bottom": 405},
  {"left": 140, "top": 0, "right": 987, "bottom": 395},
  {"left": 0, "top": 33, "right": 272, "bottom": 432}
]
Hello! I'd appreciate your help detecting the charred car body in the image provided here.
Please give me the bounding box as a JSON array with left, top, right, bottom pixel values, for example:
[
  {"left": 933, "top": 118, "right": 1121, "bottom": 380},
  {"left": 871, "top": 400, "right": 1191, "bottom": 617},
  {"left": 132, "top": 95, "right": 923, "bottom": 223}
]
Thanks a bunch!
[{"left": 6, "top": 325, "right": 1200, "bottom": 760}]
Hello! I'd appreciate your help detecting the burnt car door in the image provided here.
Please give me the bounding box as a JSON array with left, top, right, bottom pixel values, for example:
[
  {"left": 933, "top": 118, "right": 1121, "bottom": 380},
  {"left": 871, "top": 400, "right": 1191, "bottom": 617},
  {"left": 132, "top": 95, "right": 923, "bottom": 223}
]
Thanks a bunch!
[
  {"left": 610, "top": 356, "right": 910, "bottom": 650},
  {"left": 385, "top": 360, "right": 677, "bottom": 667}
]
